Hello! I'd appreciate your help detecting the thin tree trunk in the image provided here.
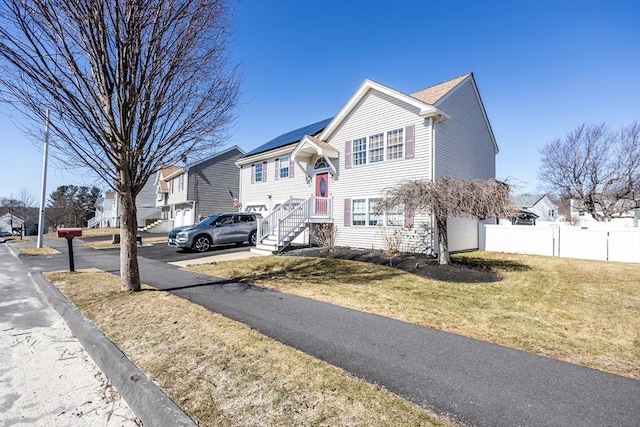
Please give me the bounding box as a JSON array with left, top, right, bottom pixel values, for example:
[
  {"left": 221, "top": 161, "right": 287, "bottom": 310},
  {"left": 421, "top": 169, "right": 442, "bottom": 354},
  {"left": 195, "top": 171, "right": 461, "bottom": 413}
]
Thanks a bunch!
[
  {"left": 436, "top": 216, "right": 450, "bottom": 265},
  {"left": 119, "top": 191, "right": 141, "bottom": 291}
]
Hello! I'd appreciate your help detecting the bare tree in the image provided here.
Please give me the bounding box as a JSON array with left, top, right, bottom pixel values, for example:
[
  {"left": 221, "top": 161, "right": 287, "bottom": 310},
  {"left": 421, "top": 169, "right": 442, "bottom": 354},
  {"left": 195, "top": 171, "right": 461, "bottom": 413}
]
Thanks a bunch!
[
  {"left": 539, "top": 122, "right": 640, "bottom": 221},
  {"left": 0, "top": 0, "right": 240, "bottom": 290},
  {"left": 380, "top": 177, "right": 515, "bottom": 265}
]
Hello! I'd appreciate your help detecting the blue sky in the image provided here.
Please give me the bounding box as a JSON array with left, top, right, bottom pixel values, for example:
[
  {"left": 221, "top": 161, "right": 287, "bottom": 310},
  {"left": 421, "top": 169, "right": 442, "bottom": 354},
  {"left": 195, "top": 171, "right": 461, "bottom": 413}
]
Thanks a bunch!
[{"left": 1, "top": 0, "right": 639, "bottom": 201}]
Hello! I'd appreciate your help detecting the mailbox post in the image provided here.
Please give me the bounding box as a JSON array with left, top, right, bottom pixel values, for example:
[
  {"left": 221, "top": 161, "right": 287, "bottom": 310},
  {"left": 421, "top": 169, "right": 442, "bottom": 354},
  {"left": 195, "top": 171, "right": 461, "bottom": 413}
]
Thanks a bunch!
[{"left": 57, "top": 228, "right": 82, "bottom": 272}]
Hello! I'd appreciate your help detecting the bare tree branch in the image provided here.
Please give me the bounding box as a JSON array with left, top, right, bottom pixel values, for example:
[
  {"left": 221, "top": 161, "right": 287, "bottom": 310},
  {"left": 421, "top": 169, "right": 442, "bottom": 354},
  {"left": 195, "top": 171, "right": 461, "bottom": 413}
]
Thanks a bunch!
[
  {"left": 539, "top": 122, "right": 640, "bottom": 221},
  {"left": 0, "top": 0, "right": 240, "bottom": 290},
  {"left": 379, "top": 177, "right": 515, "bottom": 265}
]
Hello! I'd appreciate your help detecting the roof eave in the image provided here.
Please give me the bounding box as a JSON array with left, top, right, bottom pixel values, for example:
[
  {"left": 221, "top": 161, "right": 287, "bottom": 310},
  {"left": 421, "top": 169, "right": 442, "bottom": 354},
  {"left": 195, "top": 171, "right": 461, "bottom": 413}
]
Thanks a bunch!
[
  {"left": 236, "top": 144, "right": 296, "bottom": 167},
  {"left": 320, "top": 79, "right": 450, "bottom": 140}
]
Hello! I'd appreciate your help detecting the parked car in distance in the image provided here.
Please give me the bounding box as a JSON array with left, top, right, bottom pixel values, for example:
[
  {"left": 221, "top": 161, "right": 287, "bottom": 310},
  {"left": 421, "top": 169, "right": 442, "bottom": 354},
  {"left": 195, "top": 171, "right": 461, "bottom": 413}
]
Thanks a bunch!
[{"left": 168, "top": 212, "right": 259, "bottom": 252}]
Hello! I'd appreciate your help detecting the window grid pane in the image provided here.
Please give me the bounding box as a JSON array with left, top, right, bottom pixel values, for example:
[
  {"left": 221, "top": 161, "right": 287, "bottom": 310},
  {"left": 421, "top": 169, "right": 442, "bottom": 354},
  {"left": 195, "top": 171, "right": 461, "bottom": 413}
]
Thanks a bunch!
[
  {"left": 368, "top": 199, "right": 382, "bottom": 226},
  {"left": 353, "top": 138, "right": 367, "bottom": 166},
  {"left": 369, "top": 133, "right": 384, "bottom": 163},
  {"left": 386, "top": 211, "right": 403, "bottom": 226},
  {"left": 352, "top": 199, "right": 366, "bottom": 226},
  {"left": 254, "top": 163, "right": 263, "bottom": 182},
  {"left": 279, "top": 156, "right": 289, "bottom": 178},
  {"left": 386, "top": 129, "right": 404, "bottom": 160}
]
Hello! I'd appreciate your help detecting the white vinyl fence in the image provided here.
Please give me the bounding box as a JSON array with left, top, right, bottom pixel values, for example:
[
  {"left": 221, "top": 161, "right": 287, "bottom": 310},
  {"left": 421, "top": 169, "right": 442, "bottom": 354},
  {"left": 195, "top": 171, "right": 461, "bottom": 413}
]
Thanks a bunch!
[{"left": 480, "top": 224, "right": 640, "bottom": 263}]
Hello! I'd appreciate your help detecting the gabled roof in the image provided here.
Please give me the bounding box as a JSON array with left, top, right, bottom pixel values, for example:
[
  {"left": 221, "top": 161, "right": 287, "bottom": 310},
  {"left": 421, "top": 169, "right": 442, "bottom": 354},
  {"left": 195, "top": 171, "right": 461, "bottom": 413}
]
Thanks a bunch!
[
  {"left": 243, "top": 118, "right": 333, "bottom": 158},
  {"left": 185, "top": 145, "right": 244, "bottom": 170},
  {"left": 410, "top": 73, "right": 471, "bottom": 105},
  {"left": 319, "top": 79, "right": 448, "bottom": 141},
  {"left": 156, "top": 165, "right": 183, "bottom": 192},
  {"left": 160, "top": 165, "right": 182, "bottom": 178},
  {"left": 291, "top": 135, "right": 339, "bottom": 159},
  {"left": 511, "top": 194, "right": 547, "bottom": 208}
]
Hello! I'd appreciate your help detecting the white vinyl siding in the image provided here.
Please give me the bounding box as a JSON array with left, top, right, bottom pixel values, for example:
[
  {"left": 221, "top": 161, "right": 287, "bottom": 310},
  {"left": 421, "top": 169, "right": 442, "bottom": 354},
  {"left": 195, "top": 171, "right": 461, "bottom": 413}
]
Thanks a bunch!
[
  {"left": 433, "top": 78, "right": 496, "bottom": 180},
  {"left": 240, "top": 151, "right": 312, "bottom": 213},
  {"left": 327, "top": 90, "right": 432, "bottom": 250}
]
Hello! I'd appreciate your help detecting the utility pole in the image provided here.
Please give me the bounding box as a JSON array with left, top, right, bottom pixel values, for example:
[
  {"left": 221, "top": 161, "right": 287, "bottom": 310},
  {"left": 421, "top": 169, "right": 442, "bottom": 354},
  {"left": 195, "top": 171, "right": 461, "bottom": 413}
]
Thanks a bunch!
[{"left": 36, "top": 109, "right": 49, "bottom": 248}]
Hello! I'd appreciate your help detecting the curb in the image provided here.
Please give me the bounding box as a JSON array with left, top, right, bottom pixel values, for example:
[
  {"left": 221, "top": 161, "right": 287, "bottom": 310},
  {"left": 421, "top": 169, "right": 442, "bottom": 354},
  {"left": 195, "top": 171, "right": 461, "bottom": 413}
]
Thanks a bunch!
[{"left": 30, "top": 271, "right": 196, "bottom": 427}]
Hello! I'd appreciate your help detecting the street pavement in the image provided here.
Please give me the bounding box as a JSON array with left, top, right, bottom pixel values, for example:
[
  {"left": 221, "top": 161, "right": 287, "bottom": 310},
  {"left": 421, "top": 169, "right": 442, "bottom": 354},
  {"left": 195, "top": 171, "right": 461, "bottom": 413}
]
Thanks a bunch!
[{"left": 6, "top": 236, "right": 640, "bottom": 426}]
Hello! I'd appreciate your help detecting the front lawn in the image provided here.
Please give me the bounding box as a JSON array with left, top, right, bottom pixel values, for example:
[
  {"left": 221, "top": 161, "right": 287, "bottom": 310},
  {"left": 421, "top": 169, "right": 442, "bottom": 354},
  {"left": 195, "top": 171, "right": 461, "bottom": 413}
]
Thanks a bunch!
[
  {"left": 46, "top": 269, "right": 453, "bottom": 426},
  {"left": 188, "top": 251, "right": 640, "bottom": 379}
]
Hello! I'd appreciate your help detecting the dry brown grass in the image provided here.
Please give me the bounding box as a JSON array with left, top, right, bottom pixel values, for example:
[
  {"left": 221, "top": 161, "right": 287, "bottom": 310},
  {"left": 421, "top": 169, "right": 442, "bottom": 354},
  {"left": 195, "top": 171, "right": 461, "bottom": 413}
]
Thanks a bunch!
[
  {"left": 46, "top": 269, "right": 454, "bottom": 427},
  {"left": 188, "top": 251, "right": 640, "bottom": 380},
  {"left": 17, "top": 246, "right": 60, "bottom": 256},
  {"left": 43, "top": 227, "right": 167, "bottom": 248},
  {"left": 45, "top": 227, "right": 120, "bottom": 239},
  {"left": 86, "top": 236, "right": 167, "bottom": 249}
]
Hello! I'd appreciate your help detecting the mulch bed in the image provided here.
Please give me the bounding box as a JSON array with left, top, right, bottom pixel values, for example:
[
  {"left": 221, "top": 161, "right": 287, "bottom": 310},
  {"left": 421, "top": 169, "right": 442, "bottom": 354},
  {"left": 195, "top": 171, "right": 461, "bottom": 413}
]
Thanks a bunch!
[{"left": 281, "top": 246, "right": 501, "bottom": 283}]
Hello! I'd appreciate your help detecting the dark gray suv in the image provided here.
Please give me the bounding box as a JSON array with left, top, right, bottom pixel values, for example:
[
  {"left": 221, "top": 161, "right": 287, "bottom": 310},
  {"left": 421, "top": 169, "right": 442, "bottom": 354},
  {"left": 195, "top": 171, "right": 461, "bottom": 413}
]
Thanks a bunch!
[{"left": 168, "top": 212, "right": 258, "bottom": 252}]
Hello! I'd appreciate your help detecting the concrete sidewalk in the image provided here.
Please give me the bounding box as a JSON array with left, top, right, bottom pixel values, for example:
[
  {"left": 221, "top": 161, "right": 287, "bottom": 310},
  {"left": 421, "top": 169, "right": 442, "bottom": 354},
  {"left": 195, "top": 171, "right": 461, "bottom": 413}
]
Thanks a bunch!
[
  {"left": 0, "top": 244, "right": 139, "bottom": 426},
  {"left": 14, "top": 237, "right": 640, "bottom": 426}
]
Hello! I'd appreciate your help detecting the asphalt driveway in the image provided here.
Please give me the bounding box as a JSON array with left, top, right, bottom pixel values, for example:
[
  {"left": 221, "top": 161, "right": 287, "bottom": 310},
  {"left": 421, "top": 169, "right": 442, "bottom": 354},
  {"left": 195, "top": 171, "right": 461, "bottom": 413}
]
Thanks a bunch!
[{"left": 79, "top": 233, "right": 251, "bottom": 263}]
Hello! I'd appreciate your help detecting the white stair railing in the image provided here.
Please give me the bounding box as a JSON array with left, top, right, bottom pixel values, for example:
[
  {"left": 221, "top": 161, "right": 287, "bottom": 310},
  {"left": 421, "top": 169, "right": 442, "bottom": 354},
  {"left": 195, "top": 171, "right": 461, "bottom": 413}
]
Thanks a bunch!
[
  {"left": 257, "top": 196, "right": 333, "bottom": 251},
  {"left": 275, "top": 196, "right": 332, "bottom": 249},
  {"left": 257, "top": 197, "right": 304, "bottom": 242}
]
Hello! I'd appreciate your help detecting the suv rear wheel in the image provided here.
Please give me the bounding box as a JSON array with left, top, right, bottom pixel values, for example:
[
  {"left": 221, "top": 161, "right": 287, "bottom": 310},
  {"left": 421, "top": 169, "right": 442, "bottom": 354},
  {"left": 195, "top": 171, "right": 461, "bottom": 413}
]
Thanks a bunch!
[
  {"left": 192, "top": 235, "right": 211, "bottom": 252},
  {"left": 249, "top": 230, "right": 257, "bottom": 246}
]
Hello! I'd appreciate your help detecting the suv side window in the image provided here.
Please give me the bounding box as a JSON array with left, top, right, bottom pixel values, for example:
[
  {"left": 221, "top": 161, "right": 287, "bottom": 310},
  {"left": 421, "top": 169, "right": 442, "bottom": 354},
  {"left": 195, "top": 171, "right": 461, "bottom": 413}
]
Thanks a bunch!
[
  {"left": 239, "top": 214, "right": 255, "bottom": 222},
  {"left": 216, "top": 215, "right": 234, "bottom": 226}
]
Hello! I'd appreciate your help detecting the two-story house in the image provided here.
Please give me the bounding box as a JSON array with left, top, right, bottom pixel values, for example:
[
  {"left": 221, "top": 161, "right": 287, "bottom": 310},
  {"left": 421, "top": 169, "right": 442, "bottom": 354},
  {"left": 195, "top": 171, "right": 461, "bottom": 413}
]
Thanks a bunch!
[
  {"left": 236, "top": 73, "right": 498, "bottom": 254},
  {"left": 155, "top": 146, "right": 244, "bottom": 229}
]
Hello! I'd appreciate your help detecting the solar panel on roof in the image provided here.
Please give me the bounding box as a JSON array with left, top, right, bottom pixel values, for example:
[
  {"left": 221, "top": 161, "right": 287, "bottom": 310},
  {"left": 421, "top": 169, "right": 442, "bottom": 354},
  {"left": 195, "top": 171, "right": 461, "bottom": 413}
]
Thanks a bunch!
[{"left": 243, "top": 117, "right": 333, "bottom": 157}]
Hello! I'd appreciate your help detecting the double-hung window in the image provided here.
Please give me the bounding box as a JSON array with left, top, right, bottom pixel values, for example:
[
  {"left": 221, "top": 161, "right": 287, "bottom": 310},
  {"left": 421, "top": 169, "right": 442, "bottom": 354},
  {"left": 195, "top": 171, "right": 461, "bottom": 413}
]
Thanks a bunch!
[
  {"left": 368, "top": 198, "right": 382, "bottom": 226},
  {"left": 352, "top": 138, "right": 367, "bottom": 166},
  {"left": 386, "top": 128, "right": 404, "bottom": 160},
  {"left": 352, "top": 199, "right": 367, "bottom": 226},
  {"left": 350, "top": 198, "right": 403, "bottom": 227},
  {"left": 178, "top": 175, "right": 184, "bottom": 192},
  {"left": 386, "top": 208, "right": 402, "bottom": 226},
  {"left": 279, "top": 156, "right": 289, "bottom": 178},
  {"left": 368, "top": 133, "right": 384, "bottom": 163},
  {"left": 254, "top": 162, "right": 263, "bottom": 182}
]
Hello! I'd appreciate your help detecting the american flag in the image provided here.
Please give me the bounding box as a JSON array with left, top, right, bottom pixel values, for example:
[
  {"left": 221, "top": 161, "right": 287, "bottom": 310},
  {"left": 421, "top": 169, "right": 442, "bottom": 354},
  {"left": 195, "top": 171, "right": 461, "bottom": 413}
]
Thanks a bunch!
[{"left": 229, "top": 189, "right": 242, "bottom": 211}]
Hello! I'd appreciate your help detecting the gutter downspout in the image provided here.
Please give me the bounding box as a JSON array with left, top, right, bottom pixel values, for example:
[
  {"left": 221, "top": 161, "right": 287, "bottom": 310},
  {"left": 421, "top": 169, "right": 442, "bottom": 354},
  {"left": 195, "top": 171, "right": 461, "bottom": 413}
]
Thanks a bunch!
[{"left": 430, "top": 117, "right": 436, "bottom": 255}]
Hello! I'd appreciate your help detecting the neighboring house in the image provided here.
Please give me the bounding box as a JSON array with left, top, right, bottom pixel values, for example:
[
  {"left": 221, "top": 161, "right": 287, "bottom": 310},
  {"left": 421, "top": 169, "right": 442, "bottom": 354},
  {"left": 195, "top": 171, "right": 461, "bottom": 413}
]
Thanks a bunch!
[
  {"left": 88, "top": 190, "right": 118, "bottom": 228},
  {"left": 88, "top": 183, "right": 161, "bottom": 229},
  {"left": 0, "top": 213, "right": 24, "bottom": 235},
  {"left": 236, "top": 72, "right": 499, "bottom": 254},
  {"left": 510, "top": 194, "right": 558, "bottom": 225},
  {"left": 155, "top": 146, "right": 244, "bottom": 229},
  {"left": 569, "top": 199, "right": 638, "bottom": 227}
]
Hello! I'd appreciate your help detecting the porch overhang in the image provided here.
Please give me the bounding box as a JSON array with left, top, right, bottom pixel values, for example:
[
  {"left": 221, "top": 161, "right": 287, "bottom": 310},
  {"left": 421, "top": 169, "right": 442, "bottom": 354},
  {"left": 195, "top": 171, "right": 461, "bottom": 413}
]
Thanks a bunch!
[{"left": 291, "top": 135, "right": 339, "bottom": 177}]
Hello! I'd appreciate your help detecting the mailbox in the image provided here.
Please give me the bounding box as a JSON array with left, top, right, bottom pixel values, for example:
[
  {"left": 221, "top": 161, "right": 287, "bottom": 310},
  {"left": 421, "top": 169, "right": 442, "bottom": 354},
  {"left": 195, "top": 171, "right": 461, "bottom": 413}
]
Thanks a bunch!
[
  {"left": 57, "top": 228, "right": 82, "bottom": 272},
  {"left": 57, "top": 228, "right": 83, "bottom": 239}
]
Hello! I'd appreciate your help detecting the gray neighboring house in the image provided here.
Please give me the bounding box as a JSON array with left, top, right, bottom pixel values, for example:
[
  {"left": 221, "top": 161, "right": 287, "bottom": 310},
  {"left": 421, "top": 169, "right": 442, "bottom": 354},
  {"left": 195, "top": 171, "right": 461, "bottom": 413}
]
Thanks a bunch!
[
  {"left": 155, "top": 146, "right": 244, "bottom": 231},
  {"left": 511, "top": 194, "right": 558, "bottom": 224}
]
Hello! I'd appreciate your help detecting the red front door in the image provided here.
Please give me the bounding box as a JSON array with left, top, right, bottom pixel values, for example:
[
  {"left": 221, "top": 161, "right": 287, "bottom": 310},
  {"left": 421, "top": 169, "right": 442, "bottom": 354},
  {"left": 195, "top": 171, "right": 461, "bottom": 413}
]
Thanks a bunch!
[{"left": 315, "top": 172, "right": 329, "bottom": 215}]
